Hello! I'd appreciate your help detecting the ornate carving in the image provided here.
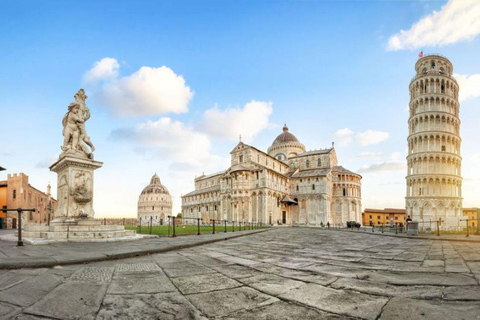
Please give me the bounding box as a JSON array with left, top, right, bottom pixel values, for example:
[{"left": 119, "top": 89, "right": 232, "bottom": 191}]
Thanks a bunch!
[{"left": 71, "top": 170, "right": 93, "bottom": 217}]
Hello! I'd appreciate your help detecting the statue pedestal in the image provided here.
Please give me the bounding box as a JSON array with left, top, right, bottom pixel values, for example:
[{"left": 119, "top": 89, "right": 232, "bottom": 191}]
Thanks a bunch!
[
  {"left": 49, "top": 156, "right": 102, "bottom": 223},
  {"left": 22, "top": 155, "right": 138, "bottom": 242}
]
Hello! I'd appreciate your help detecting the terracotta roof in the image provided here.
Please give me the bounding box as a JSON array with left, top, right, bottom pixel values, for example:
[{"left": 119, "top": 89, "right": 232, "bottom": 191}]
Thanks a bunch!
[
  {"left": 289, "top": 149, "right": 333, "bottom": 158},
  {"left": 195, "top": 170, "right": 227, "bottom": 181},
  {"left": 230, "top": 165, "right": 251, "bottom": 173},
  {"left": 182, "top": 185, "right": 220, "bottom": 197},
  {"left": 332, "top": 166, "right": 359, "bottom": 175},
  {"left": 364, "top": 208, "right": 406, "bottom": 214},
  {"left": 291, "top": 169, "right": 331, "bottom": 178}
]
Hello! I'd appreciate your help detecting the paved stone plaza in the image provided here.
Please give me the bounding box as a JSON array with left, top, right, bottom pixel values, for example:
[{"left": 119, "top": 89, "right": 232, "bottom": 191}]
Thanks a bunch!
[{"left": 1, "top": 228, "right": 480, "bottom": 319}]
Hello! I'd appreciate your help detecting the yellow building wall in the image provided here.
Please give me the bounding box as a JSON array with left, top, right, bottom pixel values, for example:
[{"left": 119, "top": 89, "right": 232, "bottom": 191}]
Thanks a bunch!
[
  {"left": 363, "top": 211, "right": 406, "bottom": 226},
  {"left": 462, "top": 208, "right": 479, "bottom": 227}
]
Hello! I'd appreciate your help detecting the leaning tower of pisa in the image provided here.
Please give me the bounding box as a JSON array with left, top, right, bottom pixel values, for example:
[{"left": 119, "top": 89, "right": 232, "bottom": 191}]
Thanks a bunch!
[{"left": 406, "top": 54, "right": 462, "bottom": 229}]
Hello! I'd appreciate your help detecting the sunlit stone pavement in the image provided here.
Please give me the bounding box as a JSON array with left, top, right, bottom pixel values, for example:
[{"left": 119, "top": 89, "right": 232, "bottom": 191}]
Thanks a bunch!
[{"left": 1, "top": 228, "right": 480, "bottom": 319}]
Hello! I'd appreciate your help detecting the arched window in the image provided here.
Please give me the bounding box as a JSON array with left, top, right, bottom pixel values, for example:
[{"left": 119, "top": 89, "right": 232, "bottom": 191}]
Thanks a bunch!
[
  {"left": 317, "top": 159, "right": 321, "bottom": 167},
  {"left": 152, "top": 206, "right": 154, "bottom": 211},
  {"left": 296, "top": 185, "right": 299, "bottom": 191},
  {"left": 312, "top": 184, "right": 315, "bottom": 190},
  {"left": 306, "top": 160, "right": 309, "bottom": 168},
  {"left": 13, "top": 190, "right": 16, "bottom": 199}
]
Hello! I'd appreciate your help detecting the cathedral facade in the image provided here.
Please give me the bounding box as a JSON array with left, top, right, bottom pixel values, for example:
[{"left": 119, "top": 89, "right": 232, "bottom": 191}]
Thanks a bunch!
[{"left": 182, "top": 125, "right": 362, "bottom": 226}]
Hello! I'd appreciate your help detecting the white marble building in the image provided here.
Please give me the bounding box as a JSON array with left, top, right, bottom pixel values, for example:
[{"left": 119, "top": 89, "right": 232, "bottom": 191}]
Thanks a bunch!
[
  {"left": 138, "top": 174, "right": 172, "bottom": 224},
  {"left": 182, "top": 125, "right": 362, "bottom": 226},
  {"left": 406, "top": 54, "right": 463, "bottom": 229}
]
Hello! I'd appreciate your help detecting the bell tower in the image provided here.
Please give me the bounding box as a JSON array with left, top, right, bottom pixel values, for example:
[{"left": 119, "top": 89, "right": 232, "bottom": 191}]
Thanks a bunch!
[{"left": 406, "top": 54, "right": 462, "bottom": 229}]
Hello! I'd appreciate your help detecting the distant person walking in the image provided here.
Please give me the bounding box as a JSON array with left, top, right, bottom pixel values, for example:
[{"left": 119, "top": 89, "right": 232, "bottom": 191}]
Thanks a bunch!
[{"left": 406, "top": 215, "right": 412, "bottom": 231}]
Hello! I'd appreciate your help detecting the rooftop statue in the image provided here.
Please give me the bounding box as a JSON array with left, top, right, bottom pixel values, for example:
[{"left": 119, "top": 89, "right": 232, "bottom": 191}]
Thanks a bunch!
[{"left": 61, "top": 89, "right": 95, "bottom": 159}]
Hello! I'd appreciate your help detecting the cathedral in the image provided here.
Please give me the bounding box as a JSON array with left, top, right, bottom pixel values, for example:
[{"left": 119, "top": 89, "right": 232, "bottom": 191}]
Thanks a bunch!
[{"left": 181, "top": 125, "right": 362, "bottom": 226}]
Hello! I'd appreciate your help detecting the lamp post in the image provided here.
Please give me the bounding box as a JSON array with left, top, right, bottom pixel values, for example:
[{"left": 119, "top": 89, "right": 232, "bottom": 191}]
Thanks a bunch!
[{"left": 1, "top": 208, "right": 35, "bottom": 246}]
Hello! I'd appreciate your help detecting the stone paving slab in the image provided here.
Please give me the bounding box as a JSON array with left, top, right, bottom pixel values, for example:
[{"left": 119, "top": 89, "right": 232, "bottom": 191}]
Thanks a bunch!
[
  {"left": 97, "top": 293, "right": 207, "bottom": 320},
  {"left": 379, "top": 297, "right": 480, "bottom": 320},
  {"left": 224, "top": 301, "right": 350, "bottom": 319},
  {"left": 280, "top": 283, "right": 389, "bottom": 320},
  {"left": 0, "top": 229, "right": 269, "bottom": 269},
  {"left": 186, "top": 287, "right": 279, "bottom": 318},
  {"left": 24, "top": 282, "right": 108, "bottom": 319},
  {"left": 0, "top": 228, "right": 479, "bottom": 319}
]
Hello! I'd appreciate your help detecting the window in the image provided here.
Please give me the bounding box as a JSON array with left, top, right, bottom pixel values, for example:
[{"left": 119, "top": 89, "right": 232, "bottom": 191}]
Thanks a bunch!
[
  {"left": 312, "top": 184, "right": 315, "bottom": 190},
  {"left": 13, "top": 190, "right": 16, "bottom": 200},
  {"left": 152, "top": 206, "right": 155, "bottom": 211},
  {"left": 296, "top": 185, "right": 299, "bottom": 191},
  {"left": 369, "top": 215, "right": 372, "bottom": 219},
  {"left": 214, "top": 205, "right": 217, "bottom": 211},
  {"left": 377, "top": 216, "right": 381, "bottom": 220},
  {"left": 256, "top": 172, "right": 259, "bottom": 180},
  {"left": 239, "top": 155, "right": 243, "bottom": 162},
  {"left": 318, "top": 159, "right": 321, "bottom": 167},
  {"left": 395, "top": 217, "right": 398, "bottom": 220},
  {"left": 442, "top": 146, "right": 446, "bottom": 151},
  {"left": 306, "top": 160, "right": 309, "bottom": 168},
  {"left": 343, "top": 188, "right": 346, "bottom": 196},
  {"left": 29, "top": 212, "right": 33, "bottom": 220}
]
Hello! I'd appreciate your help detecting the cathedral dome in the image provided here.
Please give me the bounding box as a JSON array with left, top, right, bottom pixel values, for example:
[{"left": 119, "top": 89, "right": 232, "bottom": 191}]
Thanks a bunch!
[
  {"left": 272, "top": 125, "right": 300, "bottom": 146},
  {"left": 267, "top": 124, "right": 306, "bottom": 160},
  {"left": 141, "top": 173, "right": 170, "bottom": 195}
]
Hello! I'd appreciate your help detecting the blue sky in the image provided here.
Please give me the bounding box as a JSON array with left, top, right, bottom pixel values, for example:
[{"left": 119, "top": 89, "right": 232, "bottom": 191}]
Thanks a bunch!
[{"left": 1, "top": 0, "right": 479, "bottom": 217}]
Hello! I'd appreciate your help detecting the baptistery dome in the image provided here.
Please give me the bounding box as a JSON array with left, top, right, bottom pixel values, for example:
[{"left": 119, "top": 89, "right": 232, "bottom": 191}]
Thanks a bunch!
[
  {"left": 138, "top": 173, "right": 172, "bottom": 224},
  {"left": 141, "top": 173, "right": 170, "bottom": 195},
  {"left": 267, "top": 124, "right": 306, "bottom": 161}
]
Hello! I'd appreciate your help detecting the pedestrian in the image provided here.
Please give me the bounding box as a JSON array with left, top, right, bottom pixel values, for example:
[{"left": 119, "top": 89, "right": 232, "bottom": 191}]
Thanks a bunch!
[
  {"left": 406, "top": 215, "right": 412, "bottom": 231},
  {"left": 327, "top": 222, "right": 330, "bottom": 229}
]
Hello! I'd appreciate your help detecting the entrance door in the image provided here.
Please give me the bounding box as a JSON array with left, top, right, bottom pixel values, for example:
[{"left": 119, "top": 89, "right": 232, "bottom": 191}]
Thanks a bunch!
[
  {"left": 12, "top": 218, "right": 17, "bottom": 229},
  {"left": 282, "top": 211, "right": 286, "bottom": 224}
]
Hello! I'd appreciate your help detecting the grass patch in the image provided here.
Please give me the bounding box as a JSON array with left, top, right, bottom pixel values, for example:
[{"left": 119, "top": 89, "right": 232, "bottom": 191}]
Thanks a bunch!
[{"left": 125, "top": 224, "right": 266, "bottom": 236}]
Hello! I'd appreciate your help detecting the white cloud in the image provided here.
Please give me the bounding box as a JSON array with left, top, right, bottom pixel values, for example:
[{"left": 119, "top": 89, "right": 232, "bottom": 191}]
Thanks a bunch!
[
  {"left": 198, "top": 100, "right": 273, "bottom": 143},
  {"left": 111, "top": 117, "right": 222, "bottom": 168},
  {"left": 334, "top": 128, "right": 354, "bottom": 146},
  {"left": 356, "top": 152, "right": 384, "bottom": 159},
  {"left": 387, "top": 0, "right": 480, "bottom": 51},
  {"left": 453, "top": 73, "right": 480, "bottom": 102},
  {"left": 335, "top": 128, "right": 389, "bottom": 147},
  {"left": 358, "top": 161, "right": 406, "bottom": 174},
  {"left": 390, "top": 152, "right": 402, "bottom": 160},
  {"left": 356, "top": 130, "right": 390, "bottom": 146},
  {"left": 84, "top": 58, "right": 193, "bottom": 117},
  {"left": 83, "top": 57, "right": 120, "bottom": 84}
]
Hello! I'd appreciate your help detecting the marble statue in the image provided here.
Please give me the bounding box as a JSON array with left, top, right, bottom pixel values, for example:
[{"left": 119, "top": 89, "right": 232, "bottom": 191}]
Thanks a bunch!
[{"left": 61, "top": 89, "right": 95, "bottom": 159}]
